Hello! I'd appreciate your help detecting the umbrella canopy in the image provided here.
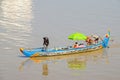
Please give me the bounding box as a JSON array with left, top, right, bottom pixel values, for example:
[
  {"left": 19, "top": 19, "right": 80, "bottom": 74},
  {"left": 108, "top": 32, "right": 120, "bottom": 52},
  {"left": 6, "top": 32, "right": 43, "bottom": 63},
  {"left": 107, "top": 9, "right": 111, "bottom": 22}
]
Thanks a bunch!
[{"left": 68, "top": 32, "right": 87, "bottom": 40}]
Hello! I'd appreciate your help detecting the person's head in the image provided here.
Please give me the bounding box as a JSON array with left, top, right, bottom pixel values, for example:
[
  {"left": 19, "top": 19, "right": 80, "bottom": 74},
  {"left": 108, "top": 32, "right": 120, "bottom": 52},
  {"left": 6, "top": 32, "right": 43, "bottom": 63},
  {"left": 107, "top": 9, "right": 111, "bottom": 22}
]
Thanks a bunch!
[
  {"left": 43, "top": 37, "right": 45, "bottom": 40},
  {"left": 43, "top": 37, "right": 48, "bottom": 40},
  {"left": 105, "top": 34, "right": 109, "bottom": 38},
  {"left": 75, "top": 42, "right": 78, "bottom": 44}
]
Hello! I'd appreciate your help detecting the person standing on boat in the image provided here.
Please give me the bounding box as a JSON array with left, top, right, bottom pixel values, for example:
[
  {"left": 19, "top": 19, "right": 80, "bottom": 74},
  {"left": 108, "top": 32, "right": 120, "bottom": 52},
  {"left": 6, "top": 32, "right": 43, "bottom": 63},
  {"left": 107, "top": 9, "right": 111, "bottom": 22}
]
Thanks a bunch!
[{"left": 43, "top": 37, "right": 49, "bottom": 50}]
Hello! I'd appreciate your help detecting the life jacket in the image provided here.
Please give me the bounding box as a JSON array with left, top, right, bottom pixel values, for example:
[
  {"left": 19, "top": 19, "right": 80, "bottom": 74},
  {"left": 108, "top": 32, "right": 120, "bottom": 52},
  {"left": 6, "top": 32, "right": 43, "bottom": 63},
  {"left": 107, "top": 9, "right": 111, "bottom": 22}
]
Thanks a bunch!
[{"left": 73, "top": 44, "right": 79, "bottom": 48}]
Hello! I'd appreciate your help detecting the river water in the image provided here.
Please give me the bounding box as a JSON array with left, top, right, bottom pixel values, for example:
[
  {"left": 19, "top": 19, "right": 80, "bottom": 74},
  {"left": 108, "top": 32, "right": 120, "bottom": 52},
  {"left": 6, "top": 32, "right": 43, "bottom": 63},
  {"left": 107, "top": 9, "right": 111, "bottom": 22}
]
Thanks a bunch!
[{"left": 0, "top": 0, "right": 120, "bottom": 80}]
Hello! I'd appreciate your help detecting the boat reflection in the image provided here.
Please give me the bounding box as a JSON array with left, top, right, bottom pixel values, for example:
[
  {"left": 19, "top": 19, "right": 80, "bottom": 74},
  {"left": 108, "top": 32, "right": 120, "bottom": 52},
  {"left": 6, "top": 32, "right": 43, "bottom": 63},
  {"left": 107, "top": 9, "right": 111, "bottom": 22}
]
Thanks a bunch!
[
  {"left": 42, "top": 64, "right": 48, "bottom": 76},
  {"left": 67, "top": 58, "right": 86, "bottom": 70},
  {"left": 19, "top": 49, "right": 109, "bottom": 76}
]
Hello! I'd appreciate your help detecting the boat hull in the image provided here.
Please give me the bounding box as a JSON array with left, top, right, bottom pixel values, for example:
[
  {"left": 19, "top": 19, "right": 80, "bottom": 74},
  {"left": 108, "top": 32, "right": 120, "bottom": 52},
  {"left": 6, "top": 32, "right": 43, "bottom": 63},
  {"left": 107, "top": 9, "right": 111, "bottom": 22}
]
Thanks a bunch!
[{"left": 20, "top": 43, "right": 103, "bottom": 57}]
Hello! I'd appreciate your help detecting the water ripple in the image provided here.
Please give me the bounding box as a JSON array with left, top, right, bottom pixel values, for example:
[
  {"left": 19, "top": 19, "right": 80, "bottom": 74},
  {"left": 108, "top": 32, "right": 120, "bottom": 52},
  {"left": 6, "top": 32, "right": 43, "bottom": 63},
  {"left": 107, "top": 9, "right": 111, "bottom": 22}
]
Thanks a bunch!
[{"left": 0, "top": 0, "right": 33, "bottom": 48}]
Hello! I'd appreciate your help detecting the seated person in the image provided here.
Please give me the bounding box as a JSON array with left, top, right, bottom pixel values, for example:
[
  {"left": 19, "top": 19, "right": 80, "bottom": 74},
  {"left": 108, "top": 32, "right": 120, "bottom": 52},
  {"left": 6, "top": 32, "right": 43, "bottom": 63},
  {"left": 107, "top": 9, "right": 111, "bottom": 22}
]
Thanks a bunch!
[
  {"left": 86, "top": 36, "right": 93, "bottom": 45},
  {"left": 78, "top": 43, "right": 86, "bottom": 48},
  {"left": 91, "top": 35, "right": 99, "bottom": 43},
  {"left": 73, "top": 42, "right": 79, "bottom": 48}
]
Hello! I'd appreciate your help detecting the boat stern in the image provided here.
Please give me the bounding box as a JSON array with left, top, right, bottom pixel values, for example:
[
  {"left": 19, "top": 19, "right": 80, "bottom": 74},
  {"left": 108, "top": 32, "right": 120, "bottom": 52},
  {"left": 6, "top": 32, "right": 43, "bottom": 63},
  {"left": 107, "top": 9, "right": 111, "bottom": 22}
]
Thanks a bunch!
[{"left": 102, "top": 31, "right": 110, "bottom": 48}]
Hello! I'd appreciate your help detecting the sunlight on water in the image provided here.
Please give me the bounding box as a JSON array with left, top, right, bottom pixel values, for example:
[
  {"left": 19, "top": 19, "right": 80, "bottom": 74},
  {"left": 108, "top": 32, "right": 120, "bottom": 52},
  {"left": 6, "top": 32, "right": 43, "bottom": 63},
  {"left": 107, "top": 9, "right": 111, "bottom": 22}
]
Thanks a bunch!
[{"left": 0, "top": 0, "right": 33, "bottom": 48}]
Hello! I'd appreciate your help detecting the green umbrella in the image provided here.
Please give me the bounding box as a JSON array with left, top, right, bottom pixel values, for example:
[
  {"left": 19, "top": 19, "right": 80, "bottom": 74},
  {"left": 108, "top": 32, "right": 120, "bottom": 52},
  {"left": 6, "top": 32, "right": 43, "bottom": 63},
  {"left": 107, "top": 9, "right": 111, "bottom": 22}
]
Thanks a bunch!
[{"left": 68, "top": 32, "right": 87, "bottom": 40}]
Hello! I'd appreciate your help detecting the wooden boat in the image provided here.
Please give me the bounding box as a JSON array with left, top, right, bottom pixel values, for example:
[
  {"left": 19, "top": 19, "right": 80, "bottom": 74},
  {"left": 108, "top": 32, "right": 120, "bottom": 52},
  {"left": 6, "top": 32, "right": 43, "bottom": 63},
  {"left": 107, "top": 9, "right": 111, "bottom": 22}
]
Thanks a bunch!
[{"left": 20, "top": 31, "right": 110, "bottom": 57}]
